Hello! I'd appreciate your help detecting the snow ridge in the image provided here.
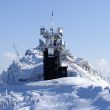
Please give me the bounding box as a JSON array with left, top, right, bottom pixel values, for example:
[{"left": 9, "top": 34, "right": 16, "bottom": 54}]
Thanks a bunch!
[{"left": 0, "top": 45, "right": 106, "bottom": 84}]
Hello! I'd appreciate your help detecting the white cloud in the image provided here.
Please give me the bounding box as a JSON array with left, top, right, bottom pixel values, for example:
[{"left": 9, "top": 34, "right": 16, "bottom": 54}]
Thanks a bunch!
[
  {"left": 92, "top": 58, "right": 110, "bottom": 81},
  {"left": 3, "top": 52, "right": 17, "bottom": 61},
  {"left": 95, "top": 59, "right": 107, "bottom": 66},
  {"left": 0, "top": 52, "right": 17, "bottom": 72}
]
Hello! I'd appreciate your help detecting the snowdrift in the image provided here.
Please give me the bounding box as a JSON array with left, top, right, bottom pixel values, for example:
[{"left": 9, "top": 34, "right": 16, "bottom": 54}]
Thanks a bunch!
[{"left": 0, "top": 77, "right": 109, "bottom": 110}]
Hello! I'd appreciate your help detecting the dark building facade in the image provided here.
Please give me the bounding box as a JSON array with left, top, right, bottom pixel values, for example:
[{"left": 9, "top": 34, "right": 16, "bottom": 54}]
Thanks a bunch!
[
  {"left": 40, "top": 25, "right": 68, "bottom": 80},
  {"left": 43, "top": 48, "right": 67, "bottom": 80}
]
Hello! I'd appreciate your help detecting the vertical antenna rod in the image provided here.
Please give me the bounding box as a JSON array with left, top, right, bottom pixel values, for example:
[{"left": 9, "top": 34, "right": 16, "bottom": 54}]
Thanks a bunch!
[
  {"left": 50, "top": 11, "right": 54, "bottom": 28},
  {"left": 12, "top": 44, "right": 20, "bottom": 61}
]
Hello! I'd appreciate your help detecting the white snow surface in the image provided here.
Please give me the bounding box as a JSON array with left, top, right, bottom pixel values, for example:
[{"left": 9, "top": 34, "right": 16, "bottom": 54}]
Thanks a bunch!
[
  {"left": 0, "top": 47, "right": 110, "bottom": 110},
  {"left": 0, "top": 77, "right": 110, "bottom": 110}
]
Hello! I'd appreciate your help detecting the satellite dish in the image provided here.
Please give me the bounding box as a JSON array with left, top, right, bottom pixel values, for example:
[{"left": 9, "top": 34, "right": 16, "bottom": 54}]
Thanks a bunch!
[
  {"left": 57, "top": 28, "right": 63, "bottom": 35},
  {"left": 59, "top": 29, "right": 63, "bottom": 33}
]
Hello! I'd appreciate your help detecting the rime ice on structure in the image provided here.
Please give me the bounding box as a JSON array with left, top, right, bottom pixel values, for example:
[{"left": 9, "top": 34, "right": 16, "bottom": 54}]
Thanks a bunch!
[{"left": 40, "top": 26, "right": 68, "bottom": 80}]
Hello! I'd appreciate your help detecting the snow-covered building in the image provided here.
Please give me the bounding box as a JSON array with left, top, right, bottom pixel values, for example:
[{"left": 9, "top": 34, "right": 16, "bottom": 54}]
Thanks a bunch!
[{"left": 40, "top": 27, "right": 67, "bottom": 80}]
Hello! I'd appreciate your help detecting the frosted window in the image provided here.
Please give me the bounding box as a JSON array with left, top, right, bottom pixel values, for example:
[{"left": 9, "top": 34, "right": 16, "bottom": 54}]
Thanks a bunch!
[{"left": 48, "top": 48, "right": 54, "bottom": 55}]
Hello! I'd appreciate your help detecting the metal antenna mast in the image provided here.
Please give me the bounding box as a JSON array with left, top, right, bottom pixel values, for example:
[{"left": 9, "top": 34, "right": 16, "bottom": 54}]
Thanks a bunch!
[
  {"left": 12, "top": 44, "right": 20, "bottom": 61},
  {"left": 50, "top": 11, "right": 54, "bottom": 29}
]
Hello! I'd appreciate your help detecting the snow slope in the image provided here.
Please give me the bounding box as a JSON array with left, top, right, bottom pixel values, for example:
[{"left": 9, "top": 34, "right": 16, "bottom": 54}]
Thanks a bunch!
[
  {"left": 0, "top": 45, "right": 110, "bottom": 110},
  {"left": 0, "top": 77, "right": 110, "bottom": 110},
  {"left": 0, "top": 46, "right": 105, "bottom": 84}
]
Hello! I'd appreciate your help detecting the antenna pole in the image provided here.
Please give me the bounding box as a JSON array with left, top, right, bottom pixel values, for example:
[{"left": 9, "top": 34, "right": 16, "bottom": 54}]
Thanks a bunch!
[
  {"left": 12, "top": 44, "right": 20, "bottom": 61},
  {"left": 50, "top": 11, "right": 54, "bottom": 28}
]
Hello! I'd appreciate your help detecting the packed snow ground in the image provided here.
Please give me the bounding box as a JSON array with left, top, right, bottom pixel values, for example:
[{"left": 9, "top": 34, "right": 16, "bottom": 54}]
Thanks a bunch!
[{"left": 0, "top": 77, "right": 110, "bottom": 110}]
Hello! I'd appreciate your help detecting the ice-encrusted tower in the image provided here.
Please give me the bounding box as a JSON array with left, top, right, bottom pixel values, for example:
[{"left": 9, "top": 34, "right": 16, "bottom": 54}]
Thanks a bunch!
[{"left": 40, "top": 24, "right": 67, "bottom": 80}]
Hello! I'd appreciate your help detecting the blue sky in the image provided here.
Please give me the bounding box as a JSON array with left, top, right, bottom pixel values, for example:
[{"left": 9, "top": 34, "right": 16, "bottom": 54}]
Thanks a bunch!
[{"left": 0, "top": 0, "right": 110, "bottom": 78}]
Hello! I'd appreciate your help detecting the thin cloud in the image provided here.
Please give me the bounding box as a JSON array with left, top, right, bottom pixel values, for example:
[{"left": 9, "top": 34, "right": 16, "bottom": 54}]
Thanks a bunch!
[
  {"left": 92, "top": 58, "right": 110, "bottom": 81},
  {"left": 3, "top": 52, "right": 17, "bottom": 61}
]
